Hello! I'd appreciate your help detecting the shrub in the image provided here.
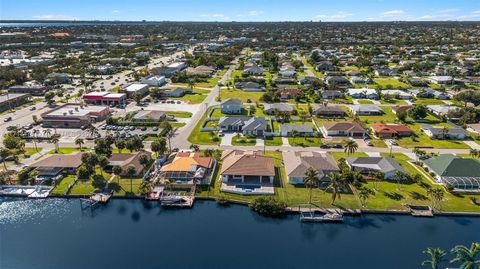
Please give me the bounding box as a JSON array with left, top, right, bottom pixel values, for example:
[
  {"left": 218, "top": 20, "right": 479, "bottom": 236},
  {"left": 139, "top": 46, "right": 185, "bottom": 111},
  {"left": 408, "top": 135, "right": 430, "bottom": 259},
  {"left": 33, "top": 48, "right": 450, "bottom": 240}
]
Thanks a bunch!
[{"left": 250, "top": 197, "right": 287, "bottom": 217}]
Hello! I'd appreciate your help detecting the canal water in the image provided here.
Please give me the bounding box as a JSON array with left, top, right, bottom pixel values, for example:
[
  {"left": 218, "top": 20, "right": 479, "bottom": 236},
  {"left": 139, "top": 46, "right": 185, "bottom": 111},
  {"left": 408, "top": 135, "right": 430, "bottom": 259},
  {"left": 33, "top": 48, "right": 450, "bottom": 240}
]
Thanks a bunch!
[{"left": 0, "top": 198, "right": 478, "bottom": 269}]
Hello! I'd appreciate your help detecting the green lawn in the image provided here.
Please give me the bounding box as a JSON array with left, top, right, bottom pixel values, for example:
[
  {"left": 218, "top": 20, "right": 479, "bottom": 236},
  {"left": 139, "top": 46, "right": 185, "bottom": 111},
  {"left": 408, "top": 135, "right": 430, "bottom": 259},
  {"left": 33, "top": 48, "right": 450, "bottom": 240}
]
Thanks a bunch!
[
  {"left": 329, "top": 96, "right": 353, "bottom": 104},
  {"left": 371, "top": 139, "right": 387, "bottom": 148},
  {"left": 396, "top": 122, "right": 469, "bottom": 149},
  {"left": 69, "top": 178, "right": 95, "bottom": 195},
  {"left": 300, "top": 57, "right": 324, "bottom": 78},
  {"left": 379, "top": 99, "right": 407, "bottom": 105},
  {"left": 231, "top": 136, "right": 256, "bottom": 146},
  {"left": 374, "top": 78, "right": 411, "bottom": 89},
  {"left": 357, "top": 99, "right": 374, "bottom": 104},
  {"left": 25, "top": 147, "right": 42, "bottom": 155},
  {"left": 46, "top": 147, "right": 87, "bottom": 155},
  {"left": 264, "top": 136, "right": 283, "bottom": 146},
  {"left": 288, "top": 137, "right": 321, "bottom": 147},
  {"left": 51, "top": 175, "right": 76, "bottom": 195},
  {"left": 110, "top": 177, "right": 143, "bottom": 196},
  {"left": 164, "top": 111, "right": 192, "bottom": 118},
  {"left": 358, "top": 106, "right": 398, "bottom": 126},
  {"left": 414, "top": 98, "right": 446, "bottom": 105},
  {"left": 187, "top": 109, "right": 220, "bottom": 145},
  {"left": 219, "top": 88, "right": 264, "bottom": 103}
]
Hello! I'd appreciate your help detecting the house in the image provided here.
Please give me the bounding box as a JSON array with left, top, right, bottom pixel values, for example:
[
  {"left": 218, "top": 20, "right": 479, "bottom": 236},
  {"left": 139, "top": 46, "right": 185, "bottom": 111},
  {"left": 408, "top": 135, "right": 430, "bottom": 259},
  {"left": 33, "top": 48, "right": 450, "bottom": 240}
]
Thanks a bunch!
[
  {"left": 140, "top": 75, "right": 166, "bottom": 86},
  {"left": 321, "top": 122, "right": 366, "bottom": 137},
  {"left": 220, "top": 150, "right": 275, "bottom": 185},
  {"left": 234, "top": 81, "right": 265, "bottom": 92},
  {"left": 325, "top": 76, "right": 350, "bottom": 87},
  {"left": 82, "top": 92, "right": 127, "bottom": 106},
  {"left": 279, "top": 124, "right": 314, "bottom": 137},
  {"left": 105, "top": 151, "right": 152, "bottom": 176},
  {"left": 263, "top": 103, "right": 293, "bottom": 115},
  {"left": 321, "top": 90, "right": 343, "bottom": 99},
  {"left": 186, "top": 65, "right": 216, "bottom": 76},
  {"left": 119, "top": 83, "right": 149, "bottom": 98},
  {"left": 426, "top": 105, "right": 459, "bottom": 117},
  {"left": 345, "top": 157, "right": 405, "bottom": 180},
  {"left": 282, "top": 151, "right": 340, "bottom": 185},
  {"left": 243, "top": 65, "right": 264, "bottom": 76},
  {"left": 350, "top": 105, "right": 383, "bottom": 116},
  {"left": 370, "top": 123, "right": 413, "bottom": 138},
  {"left": 46, "top": 73, "right": 71, "bottom": 84},
  {"left": 311, "top": 104, "right": 346, "bottom": 118},
  {"left": 221, "top": 98, "right": 244, "bottom": 114},
  {"left": 423, "top": 154, "right": 480, "bottom": 191},
  {"left": 279, "top": 65, "right": 296, "bottom": 77},
  {"left": 408, "top": 88, "right": 449, "bottom": 100},
  {"left": 429, "top": 76, "right": 453, "bottom": 85},
  {"left": 300, "top": 76, "right": 321, "bottom": 85},
  {"left": 132, "top": 110, "right": 166, "bottom": 122},
  {"left": 41, "top": 104, "right": 110, "bottom": 128},
  {"left": 272, "top": 78, "right": 296, "bottom": 85},
  {"left": 315, "top": 61, "right": 334, "bottom": 72},
  {"left": 467, "top": 123, "right": 480, "bottom": 134},
  {"left": 278, "top": 88, "right": 301, "bottom": 101},
  {"left": 0, "top": 93, "right": 31, "bottom": 112},
  {"left": 347, "top": 88, "right": 378, "bottom": 99},
  {"left": 374, "top": 69, "right": 397, "bottom": 76},
  {"left": 420, "top": 124, "right": 467, "bottom": 140},
  {"left": 381, "top": 90, "right": 413, "bottom": 100},
  {"left": 391, "top": 105, "right": 413, "bottom": 114},
  {"left": 159, "top": 152, "right": 214, "bottom": 184},
  {"left": 30, "top": 152, "right": 83, "bottom": 177},
  {"left": 218, "top": 116, "right": 267, "bottom": 136},
  {"left": 350, "top": 76, "right": 372, "bottom": 85},
  {"left": 162, "top": 87, "right": 193, "bottom": 97}
]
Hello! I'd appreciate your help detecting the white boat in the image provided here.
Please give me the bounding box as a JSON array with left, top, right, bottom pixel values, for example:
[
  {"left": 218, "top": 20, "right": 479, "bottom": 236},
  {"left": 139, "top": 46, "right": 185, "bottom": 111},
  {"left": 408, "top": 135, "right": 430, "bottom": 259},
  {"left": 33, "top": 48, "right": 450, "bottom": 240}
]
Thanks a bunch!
[
  {"left": 160, "top": 195, "right": 186, "bottom": 205},
  {"left": 299, "top": 212, "right": 344, "bottom": 223}
]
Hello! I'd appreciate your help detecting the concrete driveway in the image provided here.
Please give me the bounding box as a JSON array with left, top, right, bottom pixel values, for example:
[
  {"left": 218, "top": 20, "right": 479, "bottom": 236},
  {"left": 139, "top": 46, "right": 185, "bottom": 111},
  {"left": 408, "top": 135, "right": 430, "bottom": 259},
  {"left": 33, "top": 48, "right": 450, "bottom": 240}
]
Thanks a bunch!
[{"left": 221, "top": 133, "right": 235, "bottom": 146}]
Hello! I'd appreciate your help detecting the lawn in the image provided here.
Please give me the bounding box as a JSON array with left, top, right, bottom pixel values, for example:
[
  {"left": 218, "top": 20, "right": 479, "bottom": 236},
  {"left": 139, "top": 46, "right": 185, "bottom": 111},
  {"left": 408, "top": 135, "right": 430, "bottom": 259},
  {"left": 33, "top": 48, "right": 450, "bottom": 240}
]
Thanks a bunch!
[
  {"left": 69, "top": 178, "right": 94, "bottom": 195},
  {"left": 379, "top": 99, "right": 407, "bottom": 105},
  {"left": 414, "top": 98, "right": 446, "bottom": 105},
  {"left": 25, "top": 147, "right": 42, "bottom": 155},
  {"left": 396, "top": 122, "right": 469, "bottom": 149},
  {"left": 357, "top": 99, "right": 374, "bottom": 104},
  {"left": 187, "top": 109, "right": 220, "bottom": 145},
  {"left": 288, "top": 137, "right": 321, "bottom": 147},
  {"left": 51, "top": 175, "right": 76, "bottom": 195},
  {"left": 231, "top": 136, "right": 256, "bottom": 146},
  {"left": 374, "top": 78, "right": 411, "bottom": 89},
  {"left": 264, "top": 136, "right": 283, "bottom": 146},
  {"left": 220, "top": 88, "right": 264, "bottom": 103},
  {"left": 46, "top": 147, "right": 87, "bottom": 155},
  {"left": 164, "top": 111, "right": 192, "bottom": 118},
  {"left": 329, "top": 96, "right": 354, "bottom": 104},
  {"left": 300, "top": 57, "right": 324, "bottom": 78},
  {"left": 110, "top": 177, "right": 143, "bottom": 196},
  {"left": 371, "top": 139, "right": 387, "bottom": 148},
  {"left": 195, "top": 76, "right": 221, "bottom": 88},
  {"left": 358, "top": 106, "right": 398, "bottom": 126}
]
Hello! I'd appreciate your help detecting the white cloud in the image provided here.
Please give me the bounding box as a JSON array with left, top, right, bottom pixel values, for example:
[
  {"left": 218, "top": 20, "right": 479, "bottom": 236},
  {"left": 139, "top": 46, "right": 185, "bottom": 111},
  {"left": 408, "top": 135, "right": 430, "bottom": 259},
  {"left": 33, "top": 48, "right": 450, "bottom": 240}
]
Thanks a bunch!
[
  {"left": 437, "top": 9, "right": 458, "bottom": 14},
  {"left": 457, "top": 10, "right": 480, "bottom": 20},
  {"left": 237, "top": 10, "right": 264, "bottom": 17},
  {"left": 112, "top": 10, "right": 120, "bottom": 14},
  {"left": 201, "top": 13, "right": 226, "bottom": 18},
  {"left": 380, "top": 10, "right": 405, "bottom": 17},
  {"left": 316, "top": 11, "right": 353, "bottom": 20},
  {"left": 32, "top": 14, "right": 78, "bottom": 20}
]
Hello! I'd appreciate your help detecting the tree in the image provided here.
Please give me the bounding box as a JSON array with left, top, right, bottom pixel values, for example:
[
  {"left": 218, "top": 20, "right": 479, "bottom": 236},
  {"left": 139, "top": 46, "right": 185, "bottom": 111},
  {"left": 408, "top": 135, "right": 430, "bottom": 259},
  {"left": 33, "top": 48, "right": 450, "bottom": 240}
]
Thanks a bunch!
[
  {"left": 0, "top": 148, "right": 10, "bottom": 171},
  {"left": 422, "top": 247, "right": 446, "bottom": 269},
  {"left": 126, "top": 166, "right": 137, "bottom": 194},
  {"left": 75, "top": 138, "right": 84, "bottom": 150},
  {"left": 43, "top": 128, "right": 52, "bottom": 138},
  {"left": 396, "top": 110, "right": 407, "bottom": 123},
  {"left": 32, "top": 129, "right": 40, "bottom": 152},
  {"left": 94, "top": 138, "right": 113, "bottom": 157},
  {"left": 165, "top": 126, "right": 178, "bottom": 153},
  {"left": 442, "top": 127, "right": 449, "bottom": 139},
  {"left": 50, "top": 134, "right": 60, "bottom": 153},
  {"left": 151, "top": 138, "right": 167, "bottom": 157},
  {"left": 393, "top": 170, "right": 408, "bottom": 190},
  {"left": 112, "top": 165, "right": 123, "bottom": 183},
  {"left": 81, "top": 152, "right": 99, "bottom": 175},
  {"left": 114, "top": 139, "right": 126, "bottom": 153},
  {"left": 409, "top": 105, "right": 428, "bottom": 120},
  {"left": 291, "top": 130, "right": 299, "bottom": 144},
  {"left": 327, "top": 172, "right": 345, "bottom": 205},
  {"left": 450, "top": 243, "right": 480, "bottom": 269},
  {"left": 358, "top": 188, "right": 374, "bottom": 207},
  {"left": 139, "top": 154, "right": 150, "bottom": 174},
  {"left": 190, "top": 144, "right": 200, "bottom": 152},
  {"left": 344, "top": 140, "right": 358, "bottom": 156},
  {"left": 132, "top": 92, "right": 142, "bottom": 105},
  {"left": 303, "top": 167, "right": 319, "bottom": 206},
  {"left": 427, "top": 188, "right": 445, "bottom": 211},
  {"left": 139, "top": 180, "right": 153, "bottom": 195},
  {"left": 98, "top": 155, "right": 109, "bottom": 176},
  {"left": 92, "top": 174, "right": 106, "bottom": 190},
  {"left": 187, "top": 79, "right": 196, "bottom": 91}
]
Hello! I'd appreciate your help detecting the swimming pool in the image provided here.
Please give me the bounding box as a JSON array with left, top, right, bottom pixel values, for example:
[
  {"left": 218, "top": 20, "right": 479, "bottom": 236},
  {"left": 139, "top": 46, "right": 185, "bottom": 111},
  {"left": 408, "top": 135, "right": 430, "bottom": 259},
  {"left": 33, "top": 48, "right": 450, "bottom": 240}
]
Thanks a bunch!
[{"left": 235, "top": 184, "right": 261, "bottom": 190}]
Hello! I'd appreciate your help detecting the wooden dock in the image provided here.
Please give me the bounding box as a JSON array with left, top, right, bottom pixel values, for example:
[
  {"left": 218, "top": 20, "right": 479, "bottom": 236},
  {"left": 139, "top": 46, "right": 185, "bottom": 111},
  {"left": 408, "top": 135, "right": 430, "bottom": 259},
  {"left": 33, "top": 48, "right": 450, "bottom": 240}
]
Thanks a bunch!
[
  {"left": 406, "top": 205, "right": 434, "bottom": 217},
  {"left": 90, "top": 193, "right": 112, "bottom": 203}
]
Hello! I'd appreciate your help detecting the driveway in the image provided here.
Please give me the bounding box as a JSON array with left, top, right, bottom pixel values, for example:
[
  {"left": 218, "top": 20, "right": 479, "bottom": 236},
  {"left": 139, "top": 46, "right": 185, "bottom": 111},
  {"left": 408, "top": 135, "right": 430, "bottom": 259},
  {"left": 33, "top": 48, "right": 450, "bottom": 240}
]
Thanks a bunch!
[
  {"left": 221, "top": 133, "right": 235, "bottom": 146},
  {"left": 464, "top": 140, "right": 480, "bottom": 150},
  {"left": 282, "top": 137, "right": 290, "bottom": 146},
  {"left": 256, "top": 138, "right": 264, "bottom": 147}
]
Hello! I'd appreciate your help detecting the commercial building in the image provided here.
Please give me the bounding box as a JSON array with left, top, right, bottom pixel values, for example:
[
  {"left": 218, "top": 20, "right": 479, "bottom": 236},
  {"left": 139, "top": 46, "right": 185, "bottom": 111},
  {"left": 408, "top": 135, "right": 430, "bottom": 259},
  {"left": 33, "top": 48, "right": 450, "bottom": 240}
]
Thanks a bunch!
[
  {"left": 41, "top": 104, "right": 110, "bottom": 128},
  {"left": 82, "top": 92, "right": 127, "bottom": 106},
  {"left": 140, "top": 75, "right": 166, "bottom": 86},
  {"left": 119, "top": 83, "right": 149, "bottom": 98},
  {"left": 8, "top": 84, "right": 47, "bottom": 96},
  {"left": 0, "top": 93, "right": 31, "bottom": 112}
]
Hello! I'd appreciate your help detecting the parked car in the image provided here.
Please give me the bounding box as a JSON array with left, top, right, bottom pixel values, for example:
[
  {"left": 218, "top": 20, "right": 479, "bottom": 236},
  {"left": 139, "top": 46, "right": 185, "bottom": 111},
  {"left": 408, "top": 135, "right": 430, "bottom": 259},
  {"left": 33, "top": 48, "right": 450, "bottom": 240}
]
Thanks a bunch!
[
  {"left": 320, "top": 144, "right": 331, "bottom": 149},
  {"left": 4, "top": 117, "right": 12, "bottom": 122},
  {"left": 30, "top": 106, "right": 36, "bottom": 111}
]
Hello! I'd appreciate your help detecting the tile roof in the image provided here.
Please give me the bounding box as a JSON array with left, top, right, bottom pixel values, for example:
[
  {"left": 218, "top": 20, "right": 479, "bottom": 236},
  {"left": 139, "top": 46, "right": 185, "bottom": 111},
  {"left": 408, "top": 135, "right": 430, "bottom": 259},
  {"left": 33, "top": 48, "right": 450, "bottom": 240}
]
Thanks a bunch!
[{"left": 220, "top": 150, "right": 275, "bottom": 176}]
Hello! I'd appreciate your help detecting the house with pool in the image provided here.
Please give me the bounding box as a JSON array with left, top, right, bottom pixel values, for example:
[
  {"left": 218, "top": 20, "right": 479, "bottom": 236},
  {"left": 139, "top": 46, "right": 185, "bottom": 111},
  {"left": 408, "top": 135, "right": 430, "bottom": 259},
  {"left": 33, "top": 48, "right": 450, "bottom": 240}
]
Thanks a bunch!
[
  {"left": 158, "top": 152, "right": 215, "bottom": 185},
  {"left": 219, "top": 150, "right": 275, "bottom": 195}
]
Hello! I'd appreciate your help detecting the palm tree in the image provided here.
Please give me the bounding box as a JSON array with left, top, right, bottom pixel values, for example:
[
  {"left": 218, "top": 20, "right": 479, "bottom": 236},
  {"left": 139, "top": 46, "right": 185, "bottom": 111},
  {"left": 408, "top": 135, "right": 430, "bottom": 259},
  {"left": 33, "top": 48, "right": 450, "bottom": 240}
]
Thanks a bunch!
[
  {"left": 50, "top": 134, "right": 60, "bottom": 153},
  {"left": 344, "top": 140, "right": 358, "bottom": 156},
  {"left": 427, "top": 188, "right": 445, "bottom": 212},
  {"left": 190, "top": 144, "right": 200, "bottom": 152},
  {"left": 187, "top": 79, "right": 196, "bottom": 91},
  {"left": 327, "top": 172, "right": 345, "bottom": 205},
  {"left": 112, "top": 165, "right": 122, "bottom": 184},
  {"left": 126, "top": 166, "right": 137, "bottom": 194},
  {"left": 303, "top": 167, "right": 319, "bottom": 206},
  {"left": 358, "top": 188, "right": 374, "bottom": 207},
  {"left": 450, "top": 243, "right": 480, "bottom": 269},
  {"left": 114, "top": 139, "right": 126, "bottom": 154},
  {"left": 422, "top": 247, "right": 446, "bottom": 269},
  {"left": 442, "top": 127, "right": 449, "bottom": 139},
  {"left": 470, "top": 149, "right": 479, "bottom": 159},
  {"left": 139, "top": 154, "right": 150, "bottom": 174},
  {"left": 0, "top": 148, "right": 10, "bottom": 171},
  {"left": 32, "top": 129, "right": 40, "bottom": 152},
  {"left": 43, "top": 128, "right": 52, "bottom": 138},
  {"left": 75, "top": 138, "right": 84, "bottom": 150},
  {"left": 165, "top": 127, "right": 178, "bottom": 153},
  {"left": 88, "top": 125, "right": 97, "bottom": 138},
  {"left": 291, "top": 130, "right": 299, "bottom": 144}
]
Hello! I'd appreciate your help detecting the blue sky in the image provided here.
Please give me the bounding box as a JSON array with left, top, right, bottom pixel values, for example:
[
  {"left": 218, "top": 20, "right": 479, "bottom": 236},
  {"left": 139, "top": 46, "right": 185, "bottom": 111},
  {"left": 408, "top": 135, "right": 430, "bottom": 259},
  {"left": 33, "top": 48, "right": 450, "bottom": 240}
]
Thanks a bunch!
[{"left": 1, "top": 0, "right": 480, "bottom": 21}]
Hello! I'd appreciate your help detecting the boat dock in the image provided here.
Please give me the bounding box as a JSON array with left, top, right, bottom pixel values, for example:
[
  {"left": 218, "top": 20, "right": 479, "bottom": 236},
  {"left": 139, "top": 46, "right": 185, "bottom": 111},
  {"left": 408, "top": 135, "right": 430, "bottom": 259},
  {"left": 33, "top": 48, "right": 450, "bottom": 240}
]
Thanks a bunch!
[
  {"left": 80, "top": 192, "right": 112, "bottom": 211},
  {"left": 406, "top": 205, "right": 434, "bottom": 217},
  {"left": 288, "top": 206, "right": 362, "bottom": 216}
]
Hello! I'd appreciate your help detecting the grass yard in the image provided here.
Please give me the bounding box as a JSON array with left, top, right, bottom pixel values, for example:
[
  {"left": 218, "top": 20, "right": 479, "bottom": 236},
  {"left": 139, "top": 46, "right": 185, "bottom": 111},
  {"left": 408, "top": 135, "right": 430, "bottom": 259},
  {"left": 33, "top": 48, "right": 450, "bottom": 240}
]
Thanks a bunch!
[
  {"left": 264, "top": 136, "right": 283, "bottom": 146},
  {"left": 357, "top": 99, "right": 374, "bottom": 104},
  {"left": 220, "top": 88, "right": 264, "bottom": 103},
  {"left": 164, "top": 111, "right": 192, "bottom": 118},
  {"left": 25, "top": 147, "right": 42, "bottom": 155},
  {"left": 231, "top": 136, "right": 256, "bottom": 146},
  {"left": 188, "top": 109, "right": 220, "bottom": 145},
  {"left": 300, "top": 57, "right": 324, "bottom": 78},
  {"left": 414, "top": 98, "right": 446, "bottom": 105},
  {"left": 46, "top": 147, "right": 87, "bottom": 155},
  {"left": 329, "top": 96, "right": 354, "bottom": 104},
  {"left": 374, "top": 78, "right": 411, "bottom": 89},
  {"left": 379, "top": 99, "right": 407, "bottom": 105},
  {"left": 288, "top": 137, "right": 321, "bottom": 147},
  {"left": 358, "top": 106, "right": 398, "bottom": 126},
  {"left": 396, "top": 122, "right": 469, "bottom": 149},
  {"left": 109, "top": 177, "right": 143, "bottom": 196},
  {"left": 50, "top": 175, "right": 76, "bottom": 195},
  {"left": 371, "top": 139, "right": 387, "bottom": 148},
  {"left": 69, "top": 178, "right": 94, "bottom": 195}
]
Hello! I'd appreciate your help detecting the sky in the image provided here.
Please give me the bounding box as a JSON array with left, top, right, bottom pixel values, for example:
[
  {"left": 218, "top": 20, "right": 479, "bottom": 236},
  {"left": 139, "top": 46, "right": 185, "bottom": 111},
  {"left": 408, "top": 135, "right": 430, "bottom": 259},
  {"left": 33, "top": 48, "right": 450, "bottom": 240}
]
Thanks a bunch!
[{"left": 1, "top": 0, "right": 480, "bottom": 22}]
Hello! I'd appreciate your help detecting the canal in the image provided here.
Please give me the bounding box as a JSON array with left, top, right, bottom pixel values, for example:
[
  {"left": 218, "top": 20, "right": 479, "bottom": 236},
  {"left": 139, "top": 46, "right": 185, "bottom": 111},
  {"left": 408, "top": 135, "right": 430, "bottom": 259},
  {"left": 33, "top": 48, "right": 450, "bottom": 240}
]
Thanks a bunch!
[{"left": 0, "top": 198, "right": 478, "bottom": 269}]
